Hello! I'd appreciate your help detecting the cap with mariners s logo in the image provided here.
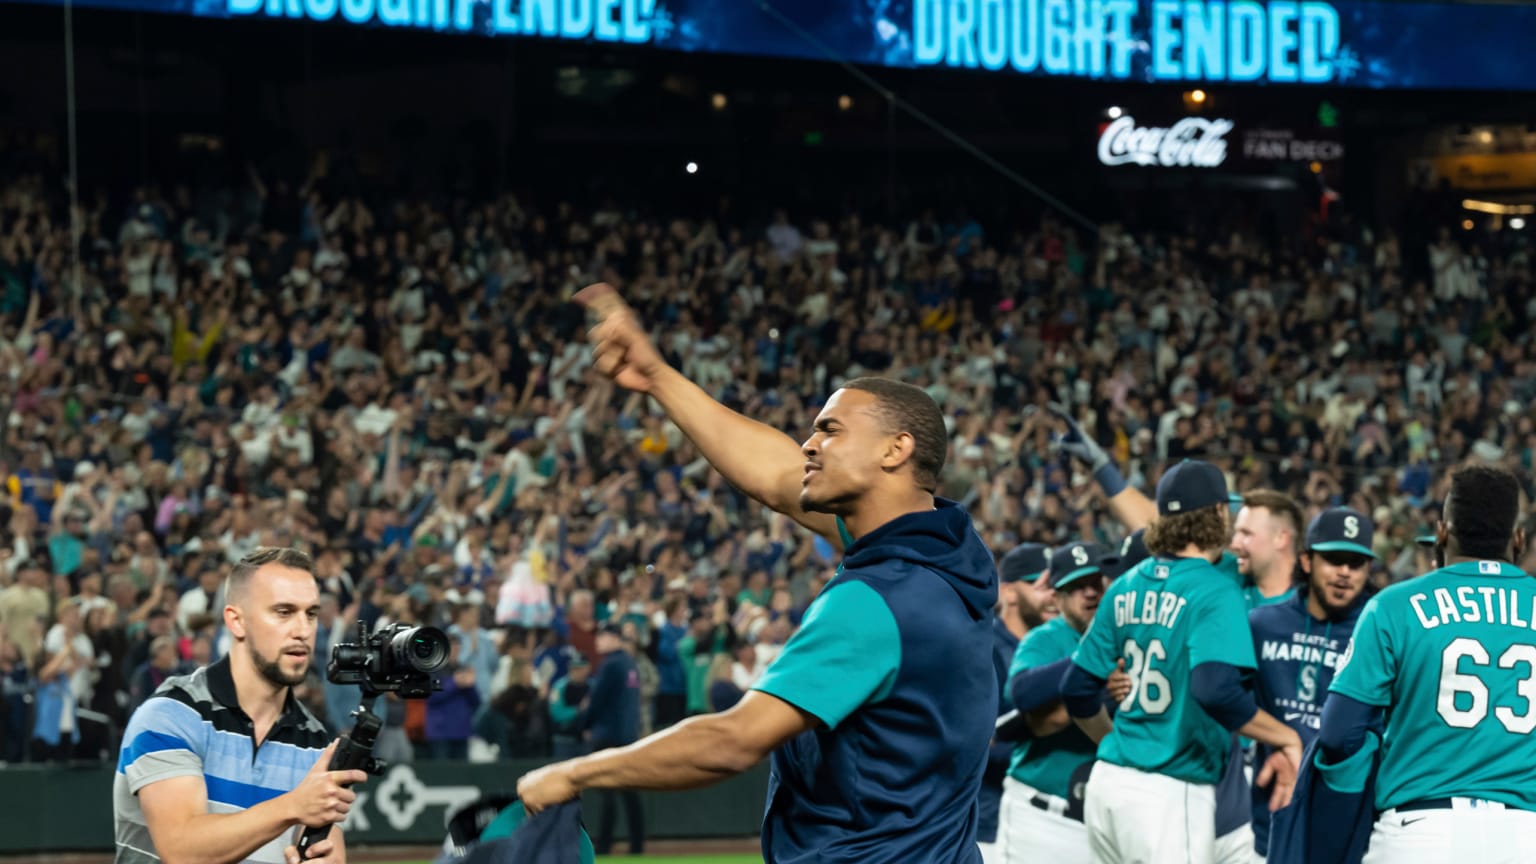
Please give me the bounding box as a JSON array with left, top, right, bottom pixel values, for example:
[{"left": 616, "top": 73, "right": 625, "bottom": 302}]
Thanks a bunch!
[
  {"left": 1104, "top": 529, "right": 1149, "bottom": 579},
  {"left": 1049, "top": 542, "right": 1113, "bottom": 591},
  {"left": 1156, "top": 460, "right": 1229, "bottom": 516},
  {"left": 1306, "top": 507, "right": 1378, "bottom": 558},
  {"left": 999, "top": 543, "right": 1050, "bottom": 584}
]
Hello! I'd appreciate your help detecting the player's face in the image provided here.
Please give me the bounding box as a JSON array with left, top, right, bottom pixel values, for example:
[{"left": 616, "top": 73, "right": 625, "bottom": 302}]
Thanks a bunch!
[
  {"left": 1057, "top": 575, "right": 1105, "bottom": 633},
  {"left": 1305, "top": 551, "right": 1371, "bottom": 617},
  {"left": 227, "top": 564, "right": 320, "bottom": 689},
  {"left": 1015, "top": 578, "right": 1059, "bottom": 629},
  {"left": 800, "top": 389, "right": 901, "bottom": 515},
  {"left": 1230, "top": 506, "right": 1279, "bottom": 577}
]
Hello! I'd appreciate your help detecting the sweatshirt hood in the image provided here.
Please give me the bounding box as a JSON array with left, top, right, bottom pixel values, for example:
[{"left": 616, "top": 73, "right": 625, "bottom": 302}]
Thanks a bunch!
[{"left": 841, "top": 498, "right": 998, "bottom": 619}]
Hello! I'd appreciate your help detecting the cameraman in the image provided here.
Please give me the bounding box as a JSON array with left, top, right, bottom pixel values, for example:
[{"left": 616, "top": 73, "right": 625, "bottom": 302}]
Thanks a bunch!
[{"left": 114, "top": 547, "right": 365, "bottom": 864}]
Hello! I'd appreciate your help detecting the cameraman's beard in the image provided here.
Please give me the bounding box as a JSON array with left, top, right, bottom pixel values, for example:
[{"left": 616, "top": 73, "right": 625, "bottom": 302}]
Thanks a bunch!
[{"left": 252, "top": 645, "right": 308, "bottom": 688}]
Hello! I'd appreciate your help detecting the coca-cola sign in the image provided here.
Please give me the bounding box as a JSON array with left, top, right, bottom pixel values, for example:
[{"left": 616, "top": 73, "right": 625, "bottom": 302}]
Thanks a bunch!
[{"left": 1097, "top": 116, "right": 1234, "bottom": 169}]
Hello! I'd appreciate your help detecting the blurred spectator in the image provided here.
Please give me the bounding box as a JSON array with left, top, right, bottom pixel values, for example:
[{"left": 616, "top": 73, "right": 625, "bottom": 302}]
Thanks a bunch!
[
  {"left": 425, "top": 641, "right": 482, "bottom": 760},
  {"left": 585, "top": 624, "right": 643, "bottom": 856},
  {"left": 127, "top": 635, "right": 179, "bottom": 714},
  {"left": 707, "top": 654, "right": 743, "bottom": 713},
  {"left": 547, "top": 653, "right": 591, "bottom": 760},
  {"left": 679, "top": 602, "right": 733, "bottom": 717},
  {"left": 650, "top": 597, "right": 690, "bottom": 729},
  {"left": 475, "top": 658, "right": 549, "bottom": 759},
  {"left": 449, "top": 603, "right": 500, "bottom": 701}
]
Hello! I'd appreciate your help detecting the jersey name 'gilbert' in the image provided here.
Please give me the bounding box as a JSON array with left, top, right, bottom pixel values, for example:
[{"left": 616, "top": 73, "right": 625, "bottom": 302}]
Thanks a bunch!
[
  {"left": 1113, "top": 589, "right": 1190, "bottom": 630},
  {"left": 1410, "top": 585, "right": 1536, "bottom": 631}
]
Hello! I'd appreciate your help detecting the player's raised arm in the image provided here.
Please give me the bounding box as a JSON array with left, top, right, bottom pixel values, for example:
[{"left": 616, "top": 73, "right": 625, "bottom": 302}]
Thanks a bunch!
[
  {"left": 1043, "top": 402, "right": 1157, "bottom": 532},
  {"left": 575, "top": 283, "right": 842, "bottom": 549}
]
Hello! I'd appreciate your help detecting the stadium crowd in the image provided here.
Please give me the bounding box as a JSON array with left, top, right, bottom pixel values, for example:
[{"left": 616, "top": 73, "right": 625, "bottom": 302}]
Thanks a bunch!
[{"left": 0, "top": 163, "right": 1532, "bottom": 765}]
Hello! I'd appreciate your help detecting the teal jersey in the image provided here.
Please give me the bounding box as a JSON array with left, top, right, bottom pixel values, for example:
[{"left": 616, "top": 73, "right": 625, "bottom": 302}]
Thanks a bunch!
[
  {"left": 1073, "top": 556, "right": 1258, "bottom": 784},
  {"left": 1007, "top": 617, "right": 1097, "bottom": 798},
  {"left": 833, "top": 517, "right": 854, "bottom": 577},
  {"left": 1330, "top": 559, "right": 1536, "bottom": 811},
  {"left": 1216, "top": 551, "right": 1295, "bottom": 611},
  {"left": 754, "top": 580, "right": 901, "bottom": 728}
]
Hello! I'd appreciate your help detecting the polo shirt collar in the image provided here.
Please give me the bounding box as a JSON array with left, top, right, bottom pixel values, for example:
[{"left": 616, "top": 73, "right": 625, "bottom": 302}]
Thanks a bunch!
[{"left": 206, "top": 655, "right": 305, "bottom": 724}]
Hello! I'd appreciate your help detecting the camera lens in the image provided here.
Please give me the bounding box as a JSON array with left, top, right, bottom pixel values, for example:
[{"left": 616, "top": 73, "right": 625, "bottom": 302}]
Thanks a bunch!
[{"left": 387, "top": 625, "right": 449, "bottom": 674}]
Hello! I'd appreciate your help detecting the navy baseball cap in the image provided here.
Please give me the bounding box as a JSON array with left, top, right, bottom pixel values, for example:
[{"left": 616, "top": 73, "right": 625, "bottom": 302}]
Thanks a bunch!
[
  {"left": 1049, "top": 542, "right": 1112, "bottom": 591},
  {"left": 1104, "top": 529, "right": 1149, "bottom": 579},
  {"left": 1156, "top": 460, "right": 1229, "bottom": 516},
  {"left": 1306, "top": 508, "right": 1378, "bottom": 558},
  {"left": 999, "top": 543, "right": 1050, "bottom": 584}
]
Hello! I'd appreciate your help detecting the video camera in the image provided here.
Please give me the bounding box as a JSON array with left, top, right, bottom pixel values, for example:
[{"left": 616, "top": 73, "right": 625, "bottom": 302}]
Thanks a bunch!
[
  {"left": 328, "top": 621, "right": 451, "bottom": 698},
  {"left": 298, "top": 622, "right": 451, "bottom": 860}
]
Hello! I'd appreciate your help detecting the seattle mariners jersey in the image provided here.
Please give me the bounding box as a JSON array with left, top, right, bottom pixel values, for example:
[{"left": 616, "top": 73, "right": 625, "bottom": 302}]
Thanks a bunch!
[
  {"left": 1007, "top": 617, "right": 1097, "bottom": 799},
  {"left": 1330, "top": 560, "right": 1536, "bottom": 811},
  {"left": 1074, "top": 556, "right": 1257, "bottom": 785},
  {"left": 1251, "top": 590, "right": 1362, "bottom": 740}
]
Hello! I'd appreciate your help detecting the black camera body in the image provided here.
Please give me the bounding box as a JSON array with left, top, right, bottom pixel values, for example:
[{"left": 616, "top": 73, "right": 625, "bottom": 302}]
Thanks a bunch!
[{"left": 328, "top": 621, "right": 451, "bottom": 698}]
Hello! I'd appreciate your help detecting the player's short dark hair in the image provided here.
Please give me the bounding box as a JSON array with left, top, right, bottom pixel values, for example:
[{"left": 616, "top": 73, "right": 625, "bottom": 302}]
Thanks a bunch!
[
  {"left": 1447, "top": 466, "right": 1524, "bottom": 560},
  {"left": 226, "top": 546, "right": 314, "bottom": 604},
  {"left": 1145, "top": 504, "right": 1229, "bottom": 558},
  {"left": 1242, "top": 489, "right": 1304, "bottom": 547},
  {"left": 841, "top": 377, "right": 948, "bottom": 492}
]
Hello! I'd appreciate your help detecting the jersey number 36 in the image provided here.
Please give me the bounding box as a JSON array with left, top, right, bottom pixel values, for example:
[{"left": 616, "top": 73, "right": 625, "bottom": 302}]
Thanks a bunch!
[
  {"left": 1438, "top": 637, "right": 1536, "bottom": 734},
  {"left": 1121, "top": 638, "right": 1172, "bottom": 715}
]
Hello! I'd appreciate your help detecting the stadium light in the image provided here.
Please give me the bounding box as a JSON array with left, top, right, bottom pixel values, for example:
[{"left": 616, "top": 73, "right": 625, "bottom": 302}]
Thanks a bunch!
[
  {"left": 1189, "top": 89, "right": 1207, "bottom": 104},
  {"left": 1107, "top": 106, "right": 1123, "bottom": 119},
  {"left": 1512, "top": 217, "right": 1527, "bottom": 230},
  {"left": 838, "top": 94, "right": 853, "bottom": 111},
  {"left": 686, "top": 162, "right": 699, "bottom": 174},
  {"left": 711, "top": 92, "right": 728, "bottom": 111}
]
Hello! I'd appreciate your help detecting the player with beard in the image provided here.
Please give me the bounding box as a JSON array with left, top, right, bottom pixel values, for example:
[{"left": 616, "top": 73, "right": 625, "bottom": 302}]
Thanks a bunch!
[
  {"left": 519, "top": 284, "right": 997, "bottom": 864},
  {"left": 998, "top": 543, "right": 1113, "bottom": 864},
  {"left": 114, "top": 547, "right": 357, "bottom": 864},
  {"left": 1244, "top": 508, "right": 1376, "bottom": 861},
  {"left": 1229, "top": 491, "right": 1304, "bottom": 608}
]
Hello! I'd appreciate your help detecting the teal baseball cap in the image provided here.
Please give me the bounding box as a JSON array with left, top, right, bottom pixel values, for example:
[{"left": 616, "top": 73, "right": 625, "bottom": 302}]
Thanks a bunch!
[
  {"left": 1306, "top": 507, "right": 1378, "bottom": 558},
  {"left": 1048, "top": 542, "right": 1112, "bottom": 591}
]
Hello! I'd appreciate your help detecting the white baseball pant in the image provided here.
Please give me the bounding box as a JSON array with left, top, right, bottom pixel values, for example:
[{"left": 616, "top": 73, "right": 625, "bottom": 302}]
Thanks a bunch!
[
  {"left": 999, "top": 776, "right": 1090, "bottom": 864},
  {"left": 1364, "top": 799, "right": 1536, "bottom": 864},
  {"left": 1084, "top": 761, "right": 1216, "bottom": 864}
]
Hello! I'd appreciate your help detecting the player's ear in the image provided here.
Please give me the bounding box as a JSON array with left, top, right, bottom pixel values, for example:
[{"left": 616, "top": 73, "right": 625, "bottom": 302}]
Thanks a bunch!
[
  {"left": 224, "top": 603, "right": 246, "bottom": 640},
  {"left": 1436, "top": 519, "right": 1450, "bottom": 551},
  {"left": 882, "top": 430, "right": 916, "bottom": 472},
  {"left": 1298, "top": 553, "right": 1313, "bottom": 576},
  {"left": 1513, "top": 526, "right": 1527, "bottom": 565}
]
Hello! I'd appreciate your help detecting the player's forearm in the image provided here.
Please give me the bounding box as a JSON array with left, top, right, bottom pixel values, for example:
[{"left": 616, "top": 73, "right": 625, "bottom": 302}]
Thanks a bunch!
[
  {"left": 1237, "top": 709, "right": 1303, "bottom": 753},
  {"left": 567, "top": 712, "right": 764, "bottom": 793},
  {"left": 1105, "top": 487, "right": 1157, "bottom": 533},
  {"left": 1025, "top": 702, "right": 1071, "bottom": 737},
  {"left": 157, "top": 798, "right": 296, "bottom": 864},
  {"left": 648, "top": 367, "right": 834, "bottom": 541},
  {"left": 1071, "top": 707, "right": 1113, "bottom": 743}
]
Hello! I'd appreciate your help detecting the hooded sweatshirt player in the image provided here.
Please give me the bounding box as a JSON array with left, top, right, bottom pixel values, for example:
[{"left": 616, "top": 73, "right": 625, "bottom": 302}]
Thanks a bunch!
[{"left": 751, "top": 499, "right": 998, "bottom": 863}]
